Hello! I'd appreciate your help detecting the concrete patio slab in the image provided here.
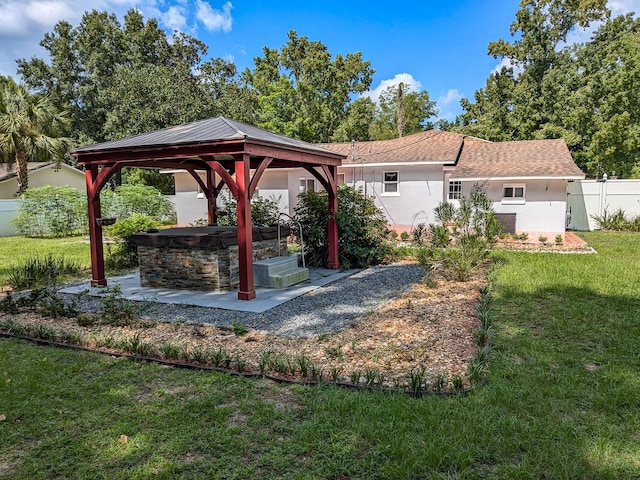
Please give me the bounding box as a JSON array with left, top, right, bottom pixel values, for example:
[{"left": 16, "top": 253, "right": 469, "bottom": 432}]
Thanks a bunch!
[{"left": 60, "top": 268, "right": 358, "bottom": 313}]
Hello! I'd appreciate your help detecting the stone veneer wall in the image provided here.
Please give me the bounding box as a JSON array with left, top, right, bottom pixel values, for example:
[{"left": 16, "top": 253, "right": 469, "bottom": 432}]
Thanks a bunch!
[{"left": 137, "top": 237, "right": 288, "bottom": 291}]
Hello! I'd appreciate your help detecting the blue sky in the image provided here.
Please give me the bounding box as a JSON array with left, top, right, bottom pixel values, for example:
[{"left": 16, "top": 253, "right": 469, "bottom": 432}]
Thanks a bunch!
[{"left": 0, "top": 0, "right": 638, "bottom": 120}]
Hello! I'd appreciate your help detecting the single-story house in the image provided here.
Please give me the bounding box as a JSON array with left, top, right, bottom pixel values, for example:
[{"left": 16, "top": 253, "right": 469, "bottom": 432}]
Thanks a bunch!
[
  {"left": 167, "top": 130, "right": 585, "bottom": 234},
  {"left": 0, "top": 162, "right": 86, "bottom": 198}
]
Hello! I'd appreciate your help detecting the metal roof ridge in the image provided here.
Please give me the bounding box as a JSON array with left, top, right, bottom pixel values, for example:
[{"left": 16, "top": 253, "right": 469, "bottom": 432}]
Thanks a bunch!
[{"left": 218, "top": 116, "right": 247, "bottom": 138}]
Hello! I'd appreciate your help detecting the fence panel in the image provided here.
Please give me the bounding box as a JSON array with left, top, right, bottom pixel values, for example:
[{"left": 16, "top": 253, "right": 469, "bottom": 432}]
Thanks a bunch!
[{"left": 0, "top": 199, "right": 19, "bottom": 236}]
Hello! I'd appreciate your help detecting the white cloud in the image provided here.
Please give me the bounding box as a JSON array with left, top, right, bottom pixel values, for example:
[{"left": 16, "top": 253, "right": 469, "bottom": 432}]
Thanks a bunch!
[
  {"left": 0, "top": 0, "right": 237, "bottom": 77},
  {"left": 431, "top": 89, "right": 462, "bottom": 122},
  {"left": 489, "top": 0, "right": 640, "bottom": 78},
  {"left": 609, "top": 0, "right": 640, "bottom": 16},
  {"left": 490, "top": 57, "right": 516, "bottom": 76},
  {"left": 196, "top": 0, "right": 232, "bottom": 32},
  {"left": 26, "top": 1, "right": 74, "bottom": 27},
  {"left": 162, "top": 5, "right": 187, "bottom": 31},
  {"left": 362, "top": 73, "right": 422, "bottom": 104}
]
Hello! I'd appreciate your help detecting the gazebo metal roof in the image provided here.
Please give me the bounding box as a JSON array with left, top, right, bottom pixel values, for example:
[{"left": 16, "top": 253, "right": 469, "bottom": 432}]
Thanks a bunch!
[
  {"left": 71, "top": 117, "right": 344, "bottom": 301},
  {"left": 72, "top": 116, "right": 340, "bottom": 157}
]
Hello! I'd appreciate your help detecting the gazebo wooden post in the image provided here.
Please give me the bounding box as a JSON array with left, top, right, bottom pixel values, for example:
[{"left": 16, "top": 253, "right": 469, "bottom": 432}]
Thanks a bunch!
[
  {"left": 235, "top": 153, "right": 256, "bottom": 300},
  {"left": 85, "top": 165, "right": 107, "bottom": 287},
  {"left": 206, "top": 168, "right": 217, "bottom": 225},
  {"left": 327, "top": 165, "right": 340, "bottom": 269}
]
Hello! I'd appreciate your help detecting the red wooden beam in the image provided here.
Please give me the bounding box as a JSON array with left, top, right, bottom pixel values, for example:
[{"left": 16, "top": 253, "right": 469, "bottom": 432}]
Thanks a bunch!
[
  {"left": 248, "top": 157, "right": 273, "bottom": 198},
  {"left": 204, "top": 159, "right": 239, "bottom": 200},
  {"left": 206, "top": 168, "right": 216, "bottom": 225},
  {"left": 73, "top": 140, "right": 342, "bottom": 167},
  {"left": 303, "top": 165, "right": 330, "bottom": 192},
  {"left": 85, "top": 165, "right": 107, "bottom": 286},
  {"left": 326, "top": 165, "right": 340, "bottom": 269},
  {"left": 235, "top": 154, "right": 255, "bottom": 300}
]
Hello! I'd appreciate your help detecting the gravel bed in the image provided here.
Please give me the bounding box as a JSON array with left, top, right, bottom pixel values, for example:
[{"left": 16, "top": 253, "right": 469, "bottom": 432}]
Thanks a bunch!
[{"left": 61, "top": 263, "right": 425, "bottom": 338}]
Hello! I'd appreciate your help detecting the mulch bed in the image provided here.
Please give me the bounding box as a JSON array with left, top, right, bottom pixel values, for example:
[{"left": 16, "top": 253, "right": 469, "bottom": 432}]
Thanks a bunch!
[{"left": 0, "top": 268, "right": 484, "bottom": 393}]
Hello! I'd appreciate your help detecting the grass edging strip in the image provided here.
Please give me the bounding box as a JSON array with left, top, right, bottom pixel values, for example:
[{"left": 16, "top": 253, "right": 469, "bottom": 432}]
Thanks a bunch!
[{"left": 0, "top": 330, "right": 475, "bottom": 398}]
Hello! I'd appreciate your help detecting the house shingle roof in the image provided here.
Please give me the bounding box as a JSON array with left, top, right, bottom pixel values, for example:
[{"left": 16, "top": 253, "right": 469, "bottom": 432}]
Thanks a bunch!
[
  {"left": 320, "top": 130, "right": 488, "bottom": 165},
  {"left": 451, "top": 139, "right": 585, "bottom": 180}
]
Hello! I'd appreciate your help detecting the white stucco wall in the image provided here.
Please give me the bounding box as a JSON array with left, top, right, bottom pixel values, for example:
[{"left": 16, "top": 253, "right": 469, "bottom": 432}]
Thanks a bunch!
[
  {"left": 253, "top": 170, "right": 289, "bottom": 215},
  {"left": 284, "top": 165, "right": 445, "bottom": 227},
  {"left": 173, "top": 171, "right": 204, "bottom": 193},
  {"left": 171, "top": 170, "right": 291, "bottom": 225},
  {"left": 567, "top": 179, "right": 640, "bottom": 231},
  {"left": 459, "top": 179, "right": 569, "bottom": 232},
  {"left": 358, "top": 165, "right": 445, "bottom": 227},
  {"left": 169, "top": 168, "right": 583, "bottom": 233}
]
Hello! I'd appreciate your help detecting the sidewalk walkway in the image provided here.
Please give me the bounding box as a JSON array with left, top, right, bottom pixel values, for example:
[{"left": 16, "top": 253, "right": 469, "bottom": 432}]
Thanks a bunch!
[{"left": 60, "top": 268, "right": 358, "bottom": 314}]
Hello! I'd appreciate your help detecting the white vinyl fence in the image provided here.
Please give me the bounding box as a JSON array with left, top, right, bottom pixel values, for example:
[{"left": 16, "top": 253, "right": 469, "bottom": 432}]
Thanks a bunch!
[
  {"left": 0, "top": 199, "right": 19, "bottom": 236},
  {"left": 567, "top": 179, "right": 640, "bottom": 231}
]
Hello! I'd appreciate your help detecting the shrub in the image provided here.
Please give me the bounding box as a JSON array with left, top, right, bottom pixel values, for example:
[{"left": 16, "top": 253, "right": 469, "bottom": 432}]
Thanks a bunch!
[
  {"left": 420, "top": 184, "right": 501, "bottom": 282},
  {"left": 591, "top": 208, "right": 640, "bottom": 232},
  {"left": 8, "top": 254, "right": 81, "bottom": 290},
  {"left": 294, "top": 185, "right": 392, "bottom": 269},
  {"left": 106, "top": 214, "right": 160, "bottom": 267},
  {"left": 429, "top": 224, "right": 451, "bottom": 248},
  {"left": 12, "top": 185, "right": 87, "bottom": 237},
  {"left": 11, "top": 184, "right": 175, "bottom": 238},
  {"left": 101, "top": 184, "right": 175, "bottom": 223},
  {"left": 433, "top": 201, "right": 456, "bottom": 224},
  {"left": 215, "top": 192, "right": 282, "bottom": 227},
  {"left": 410, "top": 223, "right": 429, "bottom": 245}
]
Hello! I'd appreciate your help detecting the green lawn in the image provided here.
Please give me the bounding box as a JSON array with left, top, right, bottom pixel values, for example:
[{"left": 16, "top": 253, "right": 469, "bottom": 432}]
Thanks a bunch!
[
  {"left": 0, "top": 235, "right": 91, "bottom": 286},
  {"left": 1, "top": 232, "right": 639, "bottom": 479}
]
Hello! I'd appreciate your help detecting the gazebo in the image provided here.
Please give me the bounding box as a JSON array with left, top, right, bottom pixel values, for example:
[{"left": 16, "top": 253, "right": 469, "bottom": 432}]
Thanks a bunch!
[{"left": 70, "top": 117, "right": 345, "bottom": 301}]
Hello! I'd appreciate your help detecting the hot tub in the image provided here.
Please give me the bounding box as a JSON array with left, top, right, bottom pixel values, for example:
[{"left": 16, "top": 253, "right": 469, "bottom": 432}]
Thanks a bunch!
[{"left": 130, "top": 226, "right": 289, "bottom": 291}]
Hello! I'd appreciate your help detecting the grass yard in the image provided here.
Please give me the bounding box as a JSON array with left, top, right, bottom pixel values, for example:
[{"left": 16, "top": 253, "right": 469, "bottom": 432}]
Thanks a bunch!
[
  {"left": 1, "top": 232, "right": 639, "bottom": 479},
  {"left": 0, "top": 235, "right": 91, "bottom": 287}
]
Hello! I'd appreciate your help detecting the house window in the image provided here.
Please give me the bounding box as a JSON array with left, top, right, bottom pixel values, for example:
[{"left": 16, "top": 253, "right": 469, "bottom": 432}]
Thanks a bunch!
[
  {"left": 448, "top": 180, "right": 462, "bottom": 200},
  {"left": 502, "top": 183, "right": 526, "bottom": 204},
  {"left": 382, "top": 171, "right": 399, "bottom": 195},
  {"left": 299, "top": 178, "right": 315, "bottom": 193}
]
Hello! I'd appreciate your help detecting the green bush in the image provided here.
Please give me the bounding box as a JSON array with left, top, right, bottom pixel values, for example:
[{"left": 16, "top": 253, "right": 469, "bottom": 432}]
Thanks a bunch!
[
  {"left": 12, "top": 185, "right": 87, "bottom": 237},
  {"left": 591, "top": 208, "right": 640, "bottom": 232},
  {"left": 215, "top": 192, "right": 282, "bottom": 227},
  {"left": 8, "top": 254, "right": 81, "bottom": 290},
  {"left": 420, "top": 184, "right": 501, "bottom": 281},
  {"left": 410, "top": 223, "right": 429, "bottom": 245},
  {"left": 294, "top": 185, "right": 392, "bottom": 269},
  {"left": 101, "top": 184, "right": 175, "bottom": 223},
  {"left": 11, "top": 184, "right": 175, "bottom": 238},
  {"left": 106, "top": 214, "right": 160, "bottom": 268}
]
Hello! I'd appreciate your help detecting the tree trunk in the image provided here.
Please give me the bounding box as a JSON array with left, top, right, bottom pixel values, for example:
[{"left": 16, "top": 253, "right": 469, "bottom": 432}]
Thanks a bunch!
[{"left": 16, "top": 151, "right": 28, "bottom": 195}]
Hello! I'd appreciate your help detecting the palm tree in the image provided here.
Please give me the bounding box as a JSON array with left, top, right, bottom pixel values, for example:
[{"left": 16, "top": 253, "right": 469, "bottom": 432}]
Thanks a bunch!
[{"left": 0, "top": 77, "right": 71, "bottom": 195}]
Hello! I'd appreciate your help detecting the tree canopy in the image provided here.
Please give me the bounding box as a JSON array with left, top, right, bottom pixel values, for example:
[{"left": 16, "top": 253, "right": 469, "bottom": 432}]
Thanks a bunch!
[
  {"left": 0, "top": 77, "right": 71, "bottom": 194},
  {"left": 369, "top": 82, "right": 437, "bottom": 140},
  {"left": 243, "top": 30, "right": 375, "bottom": 143},
  {"left": 13, "top": 2, "right": 640, "bottom": 180},
  {"left": 457, "top": 0, "right": 640, "bottom": 177}
]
